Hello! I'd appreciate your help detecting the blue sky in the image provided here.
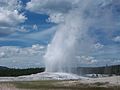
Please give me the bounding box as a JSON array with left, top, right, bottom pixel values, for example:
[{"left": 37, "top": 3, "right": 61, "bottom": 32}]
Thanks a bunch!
[{"left": 0, "top": 0, "right": 120, "bottom": 68}]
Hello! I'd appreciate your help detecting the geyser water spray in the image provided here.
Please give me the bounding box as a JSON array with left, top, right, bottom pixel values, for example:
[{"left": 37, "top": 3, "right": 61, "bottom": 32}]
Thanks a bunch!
[{"left": 44, "top": 0, "right": 119, "bottom": 73}]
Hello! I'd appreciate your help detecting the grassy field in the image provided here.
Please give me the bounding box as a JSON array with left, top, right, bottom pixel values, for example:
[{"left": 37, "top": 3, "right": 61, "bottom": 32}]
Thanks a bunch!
[{"left": 0, "top": 80, "right": 120, "bottom": 90}]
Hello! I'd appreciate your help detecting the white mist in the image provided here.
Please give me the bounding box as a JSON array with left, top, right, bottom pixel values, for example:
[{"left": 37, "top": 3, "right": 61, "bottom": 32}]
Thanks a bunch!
[{"left": 44, "top": 0, "right": 118, "bottom": 73}]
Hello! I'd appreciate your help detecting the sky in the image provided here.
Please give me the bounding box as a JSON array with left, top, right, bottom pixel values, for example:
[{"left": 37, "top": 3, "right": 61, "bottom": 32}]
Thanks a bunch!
[{"left": 0, "top": 0, "right": 120, "bottom": 68}]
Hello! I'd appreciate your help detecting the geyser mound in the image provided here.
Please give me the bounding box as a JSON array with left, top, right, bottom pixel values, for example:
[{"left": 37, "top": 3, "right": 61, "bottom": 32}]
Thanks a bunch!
[{"left": 15, "top": 72, "right": 84, "bottom": 81}]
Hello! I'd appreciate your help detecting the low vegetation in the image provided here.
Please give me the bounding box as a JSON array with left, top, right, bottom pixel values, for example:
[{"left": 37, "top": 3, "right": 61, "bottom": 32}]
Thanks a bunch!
[{"left": 0, "top": 81, "right": 120, "bottom": 90}]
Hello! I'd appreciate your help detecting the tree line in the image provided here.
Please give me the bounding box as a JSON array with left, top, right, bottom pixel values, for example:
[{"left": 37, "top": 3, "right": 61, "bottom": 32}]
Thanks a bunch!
[
  {"left": 0, "top": 64, "right": 120, "bottom": 77},
  {"left": 0, "top": 67, "right": 45, "bottom": 77}
]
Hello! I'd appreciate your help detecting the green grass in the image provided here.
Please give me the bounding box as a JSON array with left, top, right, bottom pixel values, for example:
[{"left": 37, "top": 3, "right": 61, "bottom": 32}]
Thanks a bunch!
[{"left": 0, "top": 80, "right": 120, "bottom": 90}]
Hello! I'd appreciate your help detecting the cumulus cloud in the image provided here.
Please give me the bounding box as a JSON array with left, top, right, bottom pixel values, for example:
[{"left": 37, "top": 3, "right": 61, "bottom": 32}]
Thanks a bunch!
[
  {"left": 47, "top": 13, "right": 65, "bottom": 23},
  {"left": 33, "top": 24, "right": 38, "bottom": 30},
  {"left": 18, "top": 26, "right": 28, "bottom": 33},
  {"left": 0, "top": 44, "right": 45, "bottom": 58},
  {"left": 0, "top": 52, "right": 5, "bottom": 58},
  {"left": 0, "top": 44, "right": 46, "bottom": 68},
  {"left": 76, "top": 56, "right": 97, "bottom": 64},
  {"left": 26, "top": 0, "right": 75, "bottom": 14},
  {"left": 26, "top": 0, "right": 118, "bottom": 24},
  {"left": 113, "top": 36, "right": 120, "bottom": 42},
  {"left": 0, "top": 10, "right": 26, "bottom": 27},
  {"left": 94, "top": 43, "right": 104, "bottom": 49},
  {"left": 26, "top": 0, "right": 79, "bottom": 23},
  {"left": 0, "top": 0, "right": 27, "bottom": 35}
]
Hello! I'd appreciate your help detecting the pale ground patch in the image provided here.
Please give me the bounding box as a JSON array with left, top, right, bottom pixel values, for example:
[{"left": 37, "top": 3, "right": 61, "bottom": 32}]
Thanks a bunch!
[{"left": 83, "top": 76, "right": 120, "bottom": 84}]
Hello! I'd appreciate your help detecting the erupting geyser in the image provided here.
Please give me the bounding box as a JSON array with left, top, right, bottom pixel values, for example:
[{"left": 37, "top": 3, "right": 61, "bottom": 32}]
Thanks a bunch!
[
  {"left": 44, "top": 0, "right": 118, "bottom": 73},
  {"left": 0, "top": 0, "right": 119, "bottom": 81}
]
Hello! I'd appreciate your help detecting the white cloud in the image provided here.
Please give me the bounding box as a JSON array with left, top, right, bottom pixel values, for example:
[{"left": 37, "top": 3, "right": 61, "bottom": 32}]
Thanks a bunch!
[
  {"left": 94, "top": 43, "right": 104, "bottom": 49},
  {"left": 0, "top": 0, "right": 27, "bottom": 34},
  {"left": 113, "top": 36, "right": 120, "bottom": 42},
  {"left": 26, "top": 0, "right": 75, "bottom": 14},
  {"left": 0, "top": 9, "right": 26, "bottom": 27},
  {"left": 0, "top": 52, "right": 5, "bottom": 58},
  {"left": 112, "top": 59, "right": 120, "bottom": 64},
  {"left": 76, "top": 56, "right": 97, "bottom": 64},
  {"left": 21, "top": 26, "right": 57, "bottom": 42},
  {"left": 0, "top": 44, "right": 45, "bottom": 58},
  {"left": 33, "top": 24, "right": 38, "bottom": 30},
  {"left": 18, "top": 26, "right": 28, "bottom": 32},
  {"left": 26, "top": 0, "right": 79, "bottom": 23},
  {"left": 26, "top": 0, "right": 115, "bottom": 24},
  {"left": 0, "top": 44, "right": 46, "bottom": 68},
  {"left": 47, "top": 13, "right": 65, "bottom": 23},
  {"left": 32, "top": 44, "right": 45, "bottom": 50}
]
